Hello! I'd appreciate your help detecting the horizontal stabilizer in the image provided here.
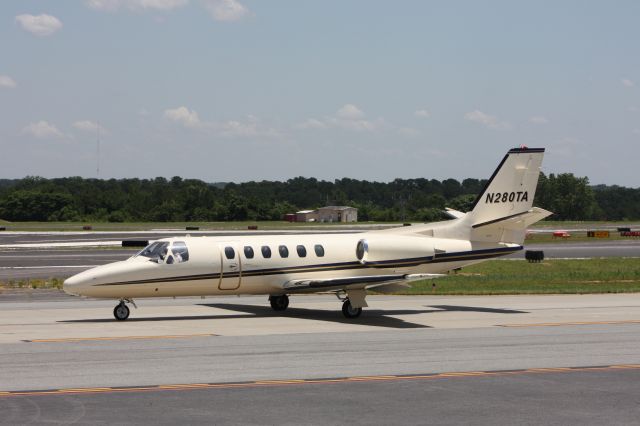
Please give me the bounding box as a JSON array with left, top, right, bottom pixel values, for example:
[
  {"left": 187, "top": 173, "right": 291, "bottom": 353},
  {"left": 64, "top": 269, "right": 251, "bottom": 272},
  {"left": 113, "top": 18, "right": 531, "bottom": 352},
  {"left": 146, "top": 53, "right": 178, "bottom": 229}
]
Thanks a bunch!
[
  {"left": 444, "top": 208, "right": 466, "bottom": 219},
  {"left": 472, "top": 207, "right": 553, "bottom": 230}
]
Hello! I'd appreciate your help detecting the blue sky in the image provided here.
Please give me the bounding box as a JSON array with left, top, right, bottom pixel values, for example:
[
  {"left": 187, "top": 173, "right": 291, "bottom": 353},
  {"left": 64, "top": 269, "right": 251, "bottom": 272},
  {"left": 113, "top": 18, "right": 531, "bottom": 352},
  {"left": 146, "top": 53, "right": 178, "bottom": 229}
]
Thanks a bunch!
[{"left": 1, "top": 1, "right": 639, "bottom": 185}]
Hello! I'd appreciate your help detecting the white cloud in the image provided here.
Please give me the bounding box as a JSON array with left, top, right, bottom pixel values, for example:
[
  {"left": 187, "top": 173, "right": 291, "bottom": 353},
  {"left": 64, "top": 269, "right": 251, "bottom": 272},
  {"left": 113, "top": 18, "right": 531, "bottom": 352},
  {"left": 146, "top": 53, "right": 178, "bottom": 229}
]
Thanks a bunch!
[
  {"left": 529, "top": 116, "right": 549, "bottom": 124},
  {"left": 86, "top": 0, "right": 189, "bottom": 12},
  {"left": 164, "top": 106, "right": 201, "bottom": 128},
  {"left": 414, "top": 109, "right": 430, "bottom": 118},
  {"left": 0, "top": 75, "right": 17, "bottom": 89},
  {"left": 73, "top": 120, "right": 108, "bottom": 134},
  {"left": 298, "top": 104, "right": 382, "bottom": 133},
  {"left": 15, "top": 14, "right": 63, "bottom": 37},
  {"left": 217, "top": 115, "right": 280, "bottom": 138},
  {"left": 203, "top": 0, "right": 249, "bottom": 21},
  {"left": 164, "top": 107, "right": 278, "bottom": 138},
  {"left": 327, "top": 116, "right": 379, "bottom": 132},
  {"left": 464, "top": 110, "right": 511, "bottom": 130},
  {"left": 622, "top": 78, "right": 635, "bottom": 88},
  {"left": 296, "top": 118, "right": 327, "bottom": 130},
  {"left": 21, "top": 121, "right": 64, "bottom": 139},
  {"left": 337, "top": 104, "right": 365, "bottom": 120}
]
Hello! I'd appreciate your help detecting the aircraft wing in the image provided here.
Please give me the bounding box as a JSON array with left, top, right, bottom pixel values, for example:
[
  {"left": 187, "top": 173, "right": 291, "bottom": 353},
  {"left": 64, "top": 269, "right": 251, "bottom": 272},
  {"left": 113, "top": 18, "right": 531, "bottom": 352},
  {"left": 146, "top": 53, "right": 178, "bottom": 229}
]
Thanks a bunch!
[{"left": 282, "top": 273, "right": 444, "bottom": 293}]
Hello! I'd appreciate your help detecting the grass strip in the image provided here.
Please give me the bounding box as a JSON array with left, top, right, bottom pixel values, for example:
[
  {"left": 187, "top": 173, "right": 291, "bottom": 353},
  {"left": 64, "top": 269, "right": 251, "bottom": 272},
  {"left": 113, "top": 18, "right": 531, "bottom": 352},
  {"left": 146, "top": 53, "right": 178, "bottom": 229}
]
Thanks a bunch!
[{"left": 398, "top": 258, "right": 640, "bottom": 295}]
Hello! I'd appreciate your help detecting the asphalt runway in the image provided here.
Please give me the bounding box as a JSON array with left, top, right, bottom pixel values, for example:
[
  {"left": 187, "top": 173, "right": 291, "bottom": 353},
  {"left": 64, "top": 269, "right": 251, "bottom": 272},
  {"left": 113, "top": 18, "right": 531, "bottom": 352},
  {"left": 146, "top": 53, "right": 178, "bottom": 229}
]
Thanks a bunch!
[
  {"left": 2, "top": 367, "right": 639, "bottom": 425},
  {"left": 1, "top": 293, "right": 640, "bottom": 424}
]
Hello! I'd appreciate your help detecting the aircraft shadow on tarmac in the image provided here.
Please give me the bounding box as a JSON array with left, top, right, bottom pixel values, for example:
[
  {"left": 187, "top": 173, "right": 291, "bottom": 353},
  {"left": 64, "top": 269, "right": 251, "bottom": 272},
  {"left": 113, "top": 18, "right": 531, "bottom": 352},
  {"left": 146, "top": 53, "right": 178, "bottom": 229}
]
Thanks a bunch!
[
  {"left": 60, "top": 304, "right": 436, "bottom": 329},
  {"left": 427, "top": 305, "right": 528, "bottom": 314},
  {"left": 59, "top": 304, "right": 527, "bottom": 328},
  {"left": 197, "top": 303, "right": 431, "bottom": 329}
]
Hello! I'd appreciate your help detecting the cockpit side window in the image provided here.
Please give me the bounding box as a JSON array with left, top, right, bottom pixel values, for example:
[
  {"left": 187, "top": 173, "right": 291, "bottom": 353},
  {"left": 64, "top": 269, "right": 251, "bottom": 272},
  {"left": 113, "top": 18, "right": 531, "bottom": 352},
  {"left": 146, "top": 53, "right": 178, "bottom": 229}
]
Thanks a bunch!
[
  {"left": 171, "top": 241, "right": 189, "bottom": 263},
  {"left": 137, "top": 241, "right": 170, "bottom": 262}
]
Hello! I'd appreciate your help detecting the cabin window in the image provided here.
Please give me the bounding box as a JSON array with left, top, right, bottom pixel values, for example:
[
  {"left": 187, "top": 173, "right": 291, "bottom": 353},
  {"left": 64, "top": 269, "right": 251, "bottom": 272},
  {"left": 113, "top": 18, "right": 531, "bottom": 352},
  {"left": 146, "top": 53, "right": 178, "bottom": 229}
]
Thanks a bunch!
[
  {"left": 244, "top": 246, "right": 254, "bottom": 259},
  {"left": 314, "top": 244, "right": 325, "bottom": 257},
  {"left": 261, "top": 246, "right": 272, "bottom": 258},
  {"left": 170, "top": 241, "right": 189, "bottom": 263},
  {"left": 224, "top": 246, "right": 235, "bottom": 260},
  {"left": 279, "top": 245, "right": 289, "bottom": 258},
  {"left": 296, "top": 245, "right": 307, "bottom": 257}
]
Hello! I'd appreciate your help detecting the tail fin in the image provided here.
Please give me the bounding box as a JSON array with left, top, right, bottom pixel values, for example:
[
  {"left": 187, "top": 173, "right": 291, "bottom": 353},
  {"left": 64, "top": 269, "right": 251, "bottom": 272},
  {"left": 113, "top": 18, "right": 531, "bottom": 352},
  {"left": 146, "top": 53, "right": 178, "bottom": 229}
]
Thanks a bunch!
[
  {"left": 468, "top": 147, "right": 551, "bottom": 243},
  {"left": 469, "top": 147, "right": 546, "bottom": 226}
]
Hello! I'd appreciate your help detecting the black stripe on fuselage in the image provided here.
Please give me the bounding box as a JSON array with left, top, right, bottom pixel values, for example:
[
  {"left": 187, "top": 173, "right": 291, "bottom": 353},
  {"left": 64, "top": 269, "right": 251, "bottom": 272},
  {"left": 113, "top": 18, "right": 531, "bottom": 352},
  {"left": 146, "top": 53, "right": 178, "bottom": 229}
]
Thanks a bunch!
[{"left": 93, "top": 246, "right": 521, "bottom": 287}]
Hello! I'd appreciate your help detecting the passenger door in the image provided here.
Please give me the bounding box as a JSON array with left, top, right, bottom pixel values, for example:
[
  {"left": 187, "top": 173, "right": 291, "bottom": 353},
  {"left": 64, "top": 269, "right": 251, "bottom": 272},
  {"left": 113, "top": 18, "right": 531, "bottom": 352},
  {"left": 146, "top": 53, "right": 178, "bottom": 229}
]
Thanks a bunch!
[{"left": 218, "top": 242, "right": 241, "bottom": 290}]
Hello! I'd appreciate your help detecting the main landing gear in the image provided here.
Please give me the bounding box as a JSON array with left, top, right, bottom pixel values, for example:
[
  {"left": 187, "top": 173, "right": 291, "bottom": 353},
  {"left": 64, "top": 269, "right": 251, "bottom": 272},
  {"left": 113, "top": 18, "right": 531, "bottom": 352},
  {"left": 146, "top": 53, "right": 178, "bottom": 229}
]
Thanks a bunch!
[
  {"left": 341, "top": 299, "right": 362, "bottom": 319},
  {"left": 269, "top": 295, "right": 289, "bottom": 311},
  {"left": 113, "top": 299, "right": 136, "bottom": 321},
  {"left": 268, "top": 291, "right": 366, "bottom": 319},
  {"left": 337, "top": 290, "right": 366, "bottom": 319}
]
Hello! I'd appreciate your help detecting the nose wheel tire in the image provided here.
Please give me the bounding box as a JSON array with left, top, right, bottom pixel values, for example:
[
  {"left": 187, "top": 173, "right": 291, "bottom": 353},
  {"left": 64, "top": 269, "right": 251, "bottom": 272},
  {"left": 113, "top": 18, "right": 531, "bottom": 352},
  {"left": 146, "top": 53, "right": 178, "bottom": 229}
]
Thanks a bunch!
[
  {"left": 342, "top": 299, "right": 362, "bottom": 319},
  {"left": 269, "top": 295, "right": 289, "bottom": 311},
  {"left": 113, "top": 303, "right": 130, "bottom": 321}
]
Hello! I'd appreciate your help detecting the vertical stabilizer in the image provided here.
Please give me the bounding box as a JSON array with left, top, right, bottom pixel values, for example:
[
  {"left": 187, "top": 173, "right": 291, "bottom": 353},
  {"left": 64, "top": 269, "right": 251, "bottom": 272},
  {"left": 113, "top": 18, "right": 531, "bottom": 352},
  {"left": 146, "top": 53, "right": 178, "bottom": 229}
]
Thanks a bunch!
[{"left": 469, "top": 147, "right": 545, "bottom": 227}]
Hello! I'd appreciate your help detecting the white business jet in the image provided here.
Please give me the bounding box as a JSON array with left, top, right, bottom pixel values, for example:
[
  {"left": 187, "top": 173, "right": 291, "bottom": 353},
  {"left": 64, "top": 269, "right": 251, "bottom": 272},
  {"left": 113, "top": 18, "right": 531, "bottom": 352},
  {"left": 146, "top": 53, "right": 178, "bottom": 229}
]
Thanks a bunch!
[{"left": 63, "top": 147, "right": 551, "bottom": 320}]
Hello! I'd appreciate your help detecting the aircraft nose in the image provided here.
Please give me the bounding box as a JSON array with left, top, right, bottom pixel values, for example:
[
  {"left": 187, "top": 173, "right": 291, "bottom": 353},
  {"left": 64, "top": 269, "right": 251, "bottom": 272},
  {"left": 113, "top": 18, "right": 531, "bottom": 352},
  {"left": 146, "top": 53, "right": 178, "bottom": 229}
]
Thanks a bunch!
[{"left": 63, "top": 272, "right": 91, "bottom": 296}]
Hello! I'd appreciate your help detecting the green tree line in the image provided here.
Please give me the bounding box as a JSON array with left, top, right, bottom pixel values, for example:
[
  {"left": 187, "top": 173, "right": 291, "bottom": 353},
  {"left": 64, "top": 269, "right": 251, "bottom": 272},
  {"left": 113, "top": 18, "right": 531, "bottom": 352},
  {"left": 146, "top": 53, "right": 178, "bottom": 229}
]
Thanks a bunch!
[{"left": 0, "top": 174, "right": 637, "bottom": 222}]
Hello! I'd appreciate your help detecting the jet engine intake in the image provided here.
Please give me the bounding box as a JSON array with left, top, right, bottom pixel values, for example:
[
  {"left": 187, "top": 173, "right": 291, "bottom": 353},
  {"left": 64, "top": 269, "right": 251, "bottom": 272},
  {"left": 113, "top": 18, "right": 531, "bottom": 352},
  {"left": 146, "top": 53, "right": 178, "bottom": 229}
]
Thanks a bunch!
[{"left": 355, "top": 236, "right": 435, "bottom": 266}]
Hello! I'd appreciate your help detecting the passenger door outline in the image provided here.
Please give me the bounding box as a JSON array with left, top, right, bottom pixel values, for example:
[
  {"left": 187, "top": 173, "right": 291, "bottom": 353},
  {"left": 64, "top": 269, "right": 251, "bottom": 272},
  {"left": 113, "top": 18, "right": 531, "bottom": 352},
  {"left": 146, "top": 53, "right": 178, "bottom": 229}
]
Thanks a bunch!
[{"left": 218, "top": 242, "right": 241, "bottom": 290}]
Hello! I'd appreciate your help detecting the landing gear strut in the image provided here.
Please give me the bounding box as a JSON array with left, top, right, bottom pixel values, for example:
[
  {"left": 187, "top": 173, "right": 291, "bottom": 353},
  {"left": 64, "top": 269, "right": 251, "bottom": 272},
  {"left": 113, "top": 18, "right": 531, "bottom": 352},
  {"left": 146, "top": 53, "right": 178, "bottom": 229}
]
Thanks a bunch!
[
  {"left": 341, "top": 299, "right": 362, "bottom": 319},
  {"left": 269, "top": 295, "right": 289, "bottom": 311}
]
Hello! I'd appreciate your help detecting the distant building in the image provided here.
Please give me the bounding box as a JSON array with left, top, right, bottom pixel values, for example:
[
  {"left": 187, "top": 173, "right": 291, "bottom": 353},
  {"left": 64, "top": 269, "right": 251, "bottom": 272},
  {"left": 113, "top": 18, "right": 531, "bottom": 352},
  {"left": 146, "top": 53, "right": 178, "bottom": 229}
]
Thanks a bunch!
[
  {"left": 295, "top": 210, "right": 318, "bottom": 222},
  {"left": 290, "top": 206, "right": 358, "bottom": 223},
  {"left": 317, "top": 206, "right": 358, "bottom": 223},
  {"left": 284, "top": 206, "right": 358, "bottom": 222}
]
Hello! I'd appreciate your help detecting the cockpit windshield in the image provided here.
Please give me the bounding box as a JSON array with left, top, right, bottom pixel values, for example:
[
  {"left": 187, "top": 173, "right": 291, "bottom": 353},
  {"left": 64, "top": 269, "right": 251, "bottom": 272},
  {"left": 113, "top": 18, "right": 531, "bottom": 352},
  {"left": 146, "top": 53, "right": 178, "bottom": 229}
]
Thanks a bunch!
[
  {"left": 136, "top": 241, "right": 169, "bottom": 261},
  {"left": 135, "top": 241, "right": 189, "bottom": 264}
]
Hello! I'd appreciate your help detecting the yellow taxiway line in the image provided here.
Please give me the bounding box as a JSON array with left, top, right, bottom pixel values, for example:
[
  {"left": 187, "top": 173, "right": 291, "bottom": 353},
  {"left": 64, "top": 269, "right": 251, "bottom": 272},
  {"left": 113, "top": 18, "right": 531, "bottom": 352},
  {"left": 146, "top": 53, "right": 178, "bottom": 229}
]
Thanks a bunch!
[
  {"left": 498, "top": 319, "right": 640, "bottom": 328},
  {"left": 2, "top": 364, "right": 640, "bottom": 398}
]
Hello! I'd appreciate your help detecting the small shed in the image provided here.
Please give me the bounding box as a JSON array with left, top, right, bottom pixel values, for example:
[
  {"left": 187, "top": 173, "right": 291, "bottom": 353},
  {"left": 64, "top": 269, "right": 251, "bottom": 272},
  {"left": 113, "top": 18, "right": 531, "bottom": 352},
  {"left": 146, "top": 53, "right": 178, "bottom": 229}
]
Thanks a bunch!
[
  {"left": 316, "top": 206, "right": 358, "bottom": 223},
  {"left": 295, "top": 210, "right": 318, "bottom": 222}
]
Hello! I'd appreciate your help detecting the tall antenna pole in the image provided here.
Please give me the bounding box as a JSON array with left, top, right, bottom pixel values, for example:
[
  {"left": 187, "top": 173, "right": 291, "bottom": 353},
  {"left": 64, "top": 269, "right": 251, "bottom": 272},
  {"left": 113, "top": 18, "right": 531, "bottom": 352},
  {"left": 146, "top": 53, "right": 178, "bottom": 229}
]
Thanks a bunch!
[{"left": 96, "top": 120, "right": 100, "bottom": 177}]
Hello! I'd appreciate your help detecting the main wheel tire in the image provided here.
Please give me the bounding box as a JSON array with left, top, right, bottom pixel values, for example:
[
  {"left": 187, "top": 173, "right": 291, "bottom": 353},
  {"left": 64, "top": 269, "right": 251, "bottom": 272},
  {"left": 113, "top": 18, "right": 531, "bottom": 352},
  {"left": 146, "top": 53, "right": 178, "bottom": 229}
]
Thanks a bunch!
[
  {"left": 113, "top": 303, "right": 130, "bottom": 321},
  {"left": 342, "top": 300, "right": 362, "bottom": 319},
  {"left": 269, "top": 295, "right": 289, "bottom": 311}
]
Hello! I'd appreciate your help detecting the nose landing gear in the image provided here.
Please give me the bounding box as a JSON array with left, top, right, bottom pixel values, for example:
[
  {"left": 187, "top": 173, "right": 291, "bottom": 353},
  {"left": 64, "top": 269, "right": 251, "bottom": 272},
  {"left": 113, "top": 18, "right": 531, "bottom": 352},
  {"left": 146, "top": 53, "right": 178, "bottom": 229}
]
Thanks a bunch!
[{"left": 113, "top": 299, "right": 136, "bottom": 321}]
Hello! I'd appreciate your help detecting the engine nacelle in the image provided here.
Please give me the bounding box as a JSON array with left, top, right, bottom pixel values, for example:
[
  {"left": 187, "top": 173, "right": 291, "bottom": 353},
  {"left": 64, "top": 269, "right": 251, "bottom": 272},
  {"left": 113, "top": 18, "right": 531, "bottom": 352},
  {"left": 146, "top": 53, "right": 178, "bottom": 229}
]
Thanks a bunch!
[{"left": 355, "top": 236, "right": 435, "bottom": 267}]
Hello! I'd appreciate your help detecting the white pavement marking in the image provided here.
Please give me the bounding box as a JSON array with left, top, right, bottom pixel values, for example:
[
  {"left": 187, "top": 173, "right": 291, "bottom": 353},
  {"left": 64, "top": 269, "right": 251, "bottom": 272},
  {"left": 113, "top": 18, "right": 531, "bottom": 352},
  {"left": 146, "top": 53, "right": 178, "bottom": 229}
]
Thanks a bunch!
[
  {"left": 0, "top": 241, "right": 123, "bottom": 249},
  {"left": 0, "top": 265, "right": 98, "bottom": 269}
]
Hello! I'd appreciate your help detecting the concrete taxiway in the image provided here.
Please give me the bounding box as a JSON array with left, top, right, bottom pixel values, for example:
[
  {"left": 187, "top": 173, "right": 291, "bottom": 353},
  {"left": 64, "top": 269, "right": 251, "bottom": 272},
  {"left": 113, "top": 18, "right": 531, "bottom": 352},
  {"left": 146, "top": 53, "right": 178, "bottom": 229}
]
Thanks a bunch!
[{"left": 2, "top": 293, "right": 640, "bottom": 424}]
